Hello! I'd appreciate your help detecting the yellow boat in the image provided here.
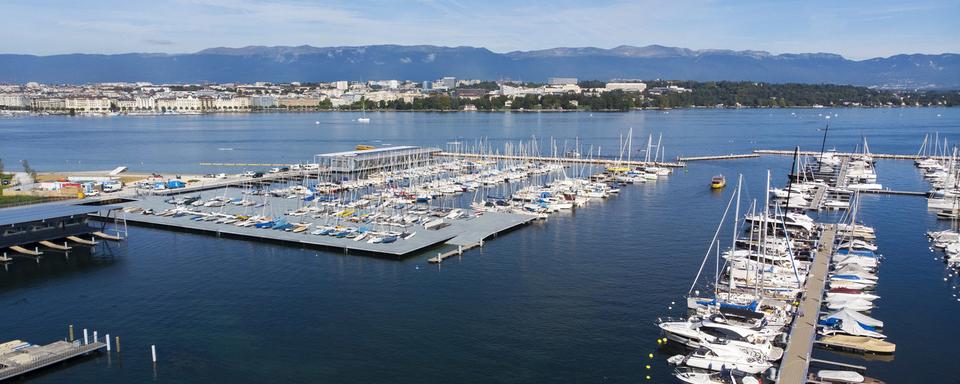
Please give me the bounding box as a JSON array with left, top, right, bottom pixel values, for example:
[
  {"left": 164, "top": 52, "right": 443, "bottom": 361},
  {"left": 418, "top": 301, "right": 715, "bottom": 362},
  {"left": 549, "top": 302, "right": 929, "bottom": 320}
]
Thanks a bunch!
[
  {"left": 711, "top": 174, "right": 726, "bottom": 189},
  {"left": 356, "top": 145, "right": 375, "bottom": 151},
  {"left": 606, "top": 166, "right": 630, "bottom": 173}
]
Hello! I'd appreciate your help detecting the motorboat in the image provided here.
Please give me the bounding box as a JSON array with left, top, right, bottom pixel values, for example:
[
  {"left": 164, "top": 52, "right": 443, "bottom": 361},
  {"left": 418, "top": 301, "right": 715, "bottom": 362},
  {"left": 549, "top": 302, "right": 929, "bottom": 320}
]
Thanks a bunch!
[{"left": 712, "top": 175, "right": 727, "bottom": 189}]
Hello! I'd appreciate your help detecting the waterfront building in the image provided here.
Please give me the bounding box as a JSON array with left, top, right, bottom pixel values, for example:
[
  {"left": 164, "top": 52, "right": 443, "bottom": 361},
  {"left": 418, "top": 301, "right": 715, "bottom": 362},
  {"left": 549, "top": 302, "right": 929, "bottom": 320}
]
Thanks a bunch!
[
  {"left": 0, "top": 94, "right": 29, "bottom": 108},
  {"left": 213, "top": 96, "right": 251, "bottom": 110},
  {"left": 31, "top": 97, "right": 65, "bottom": 110},
  {"left": 250, "top": 95, "right": 279, "bottom": 108},
  {"left": 64, "top": 97, "right": 111, "bottom": 112},
  {"left": 278, "top": 97, "right": 320, "bottom": 108}
]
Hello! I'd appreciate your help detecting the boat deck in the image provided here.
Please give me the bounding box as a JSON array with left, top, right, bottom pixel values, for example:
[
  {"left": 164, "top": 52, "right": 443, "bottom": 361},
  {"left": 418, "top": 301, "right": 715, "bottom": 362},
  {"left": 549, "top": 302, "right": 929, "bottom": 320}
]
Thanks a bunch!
[{"left": 778, "top": 224, "right": 836, "bottom": 384}]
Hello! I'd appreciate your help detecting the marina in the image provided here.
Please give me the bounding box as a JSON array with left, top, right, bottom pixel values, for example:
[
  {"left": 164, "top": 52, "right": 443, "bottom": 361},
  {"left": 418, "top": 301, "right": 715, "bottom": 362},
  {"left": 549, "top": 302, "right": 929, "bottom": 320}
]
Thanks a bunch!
[{"left": 1, "top": 109, "right": 957, "bottom": 383}]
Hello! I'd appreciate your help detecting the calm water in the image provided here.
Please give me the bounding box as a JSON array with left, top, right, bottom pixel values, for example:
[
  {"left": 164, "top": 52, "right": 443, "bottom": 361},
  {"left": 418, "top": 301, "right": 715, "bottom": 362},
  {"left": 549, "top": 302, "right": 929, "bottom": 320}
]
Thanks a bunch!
[{"left": 1, "top": 109, "right": 959, "bottom": 383}]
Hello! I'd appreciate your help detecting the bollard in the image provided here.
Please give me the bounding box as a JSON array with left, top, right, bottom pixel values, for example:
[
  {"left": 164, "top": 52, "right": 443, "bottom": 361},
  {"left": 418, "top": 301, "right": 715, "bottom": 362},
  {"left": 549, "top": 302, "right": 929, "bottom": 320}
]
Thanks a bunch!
[
  {"left": 151, "top": 345, "right": 157, "bottom": 363},
  {"left": 105, "top": 334, "right": 111, "bottom": 351},
  {"left": 68, "top": 325, "right": 74, "bottom": 342},
  {"left": 83, "top": 329, "right": 89, "bottom": 345},
  {"left": 115, "top": 336, "right": 121, "bottom": 353}
]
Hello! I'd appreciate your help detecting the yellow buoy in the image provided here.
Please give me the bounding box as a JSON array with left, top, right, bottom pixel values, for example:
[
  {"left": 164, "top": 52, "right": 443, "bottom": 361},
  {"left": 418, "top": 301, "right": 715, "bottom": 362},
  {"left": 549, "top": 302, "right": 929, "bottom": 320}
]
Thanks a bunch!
[
  {"left": 648, "top": 353, "right": 654, "bottom": 359},
  {"left": 645, "top": 365, "right": 651, "bottom": 370}
]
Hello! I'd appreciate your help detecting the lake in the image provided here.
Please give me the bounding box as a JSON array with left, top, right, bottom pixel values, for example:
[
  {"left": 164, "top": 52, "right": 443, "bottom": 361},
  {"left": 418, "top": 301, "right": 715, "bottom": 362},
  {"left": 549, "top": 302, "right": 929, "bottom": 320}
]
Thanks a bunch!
[{"left": 0, "top": 108, "right": 957, "bottom": 383}]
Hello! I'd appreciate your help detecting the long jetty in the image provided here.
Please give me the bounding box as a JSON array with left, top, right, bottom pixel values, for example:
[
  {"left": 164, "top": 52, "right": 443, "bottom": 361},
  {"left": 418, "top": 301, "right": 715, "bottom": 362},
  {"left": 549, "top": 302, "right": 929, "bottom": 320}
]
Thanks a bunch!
[
  {"left": 435, "top": 152, "right": 685, "bottom": 168},
  {"left": 778, "top": 224, "right": 836, "bottom": 384},
  {"left": 678, "top": 154, "right": 760, "bottom": 161},
  {"left": 754, "top": 149, "right": 930, "bottom": 160}
]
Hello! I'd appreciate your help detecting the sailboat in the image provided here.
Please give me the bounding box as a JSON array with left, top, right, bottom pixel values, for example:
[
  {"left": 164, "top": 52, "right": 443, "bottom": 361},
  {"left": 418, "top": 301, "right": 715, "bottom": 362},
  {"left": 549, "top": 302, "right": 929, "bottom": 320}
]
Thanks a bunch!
[{"left": 357, "top": 96, "right": 371, "bottom": 123}]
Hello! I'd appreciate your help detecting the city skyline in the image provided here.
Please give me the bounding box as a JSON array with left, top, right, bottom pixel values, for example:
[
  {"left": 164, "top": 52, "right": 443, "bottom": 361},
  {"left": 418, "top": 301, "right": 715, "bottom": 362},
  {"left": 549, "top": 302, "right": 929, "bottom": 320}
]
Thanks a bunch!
[{"left": 1, "top": 0, "right": 958, "bottom": 59}]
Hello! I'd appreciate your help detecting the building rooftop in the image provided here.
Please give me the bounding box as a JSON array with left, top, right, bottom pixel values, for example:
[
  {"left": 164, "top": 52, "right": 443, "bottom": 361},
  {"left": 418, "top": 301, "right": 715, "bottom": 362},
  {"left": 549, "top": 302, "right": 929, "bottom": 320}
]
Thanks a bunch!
[
  {"left": 0, "top": 201, "right": 120, "bottom": 227},
  {"left": 315, "top": 146, "right": 434, "bottom": 158}
]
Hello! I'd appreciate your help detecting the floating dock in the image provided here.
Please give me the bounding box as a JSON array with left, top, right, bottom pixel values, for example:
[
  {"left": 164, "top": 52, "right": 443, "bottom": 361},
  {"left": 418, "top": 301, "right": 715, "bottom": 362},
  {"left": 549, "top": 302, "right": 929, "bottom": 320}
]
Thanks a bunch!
[
  {"left": 778, "top": 224, "right": 836, "bottom": 384},
  {"left": 96, "top": 194, "right": 534, "bottom": 257},
  {"left": 0, "top": 340, "right": 106, "bottom": 381},
  {"left": 435, "top": 152, "right": 685, "bottom": 168}
]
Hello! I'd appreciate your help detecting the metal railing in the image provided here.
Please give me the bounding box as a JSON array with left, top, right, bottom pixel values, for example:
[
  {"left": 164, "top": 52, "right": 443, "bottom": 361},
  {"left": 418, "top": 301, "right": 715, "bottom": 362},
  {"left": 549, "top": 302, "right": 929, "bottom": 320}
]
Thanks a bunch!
[{"left": 0, "top": 341, "right": 104, "bottom": 380}]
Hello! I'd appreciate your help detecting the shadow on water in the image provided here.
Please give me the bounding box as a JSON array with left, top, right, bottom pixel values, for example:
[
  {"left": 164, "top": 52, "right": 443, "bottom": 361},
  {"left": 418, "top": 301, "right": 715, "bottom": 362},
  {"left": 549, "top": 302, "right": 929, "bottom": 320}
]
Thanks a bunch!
[
  {"left": 0, "top": 245, "right": 121, "bottom": 290},
  {"left": 4, "top": 352, "right": 107, "bottom": 383}
]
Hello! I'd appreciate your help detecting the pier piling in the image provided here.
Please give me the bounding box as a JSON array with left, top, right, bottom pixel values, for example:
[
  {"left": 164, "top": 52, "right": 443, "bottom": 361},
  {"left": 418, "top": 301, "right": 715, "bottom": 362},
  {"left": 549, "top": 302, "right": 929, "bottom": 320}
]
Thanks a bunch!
[
  {"left": 68, "top": 325, "right": 74, "bottom": 342},
  {"left": 151, "top": 345, "right": 157, "bottom": 363},
  {"left": 105, "top": 334, "right": 111, "bottom": 351},
  {"left": 83, "top": 329, "right": 88, "bottom": 345},
  {"left": 115, "top": 336, "right": 121, "bottom": 353}
]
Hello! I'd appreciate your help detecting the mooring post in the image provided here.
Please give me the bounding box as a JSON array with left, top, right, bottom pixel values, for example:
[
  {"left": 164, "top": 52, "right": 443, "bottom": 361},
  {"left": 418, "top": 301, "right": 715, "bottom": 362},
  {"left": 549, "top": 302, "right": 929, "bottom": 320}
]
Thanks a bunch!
[
  {"left": 83, "top": 329, "right": 89, "bottom": 345},
  {"left": 93, "top": 331, "right": 98, "bottom": 343},
  {"left": 115, "top": 336, "right": 121, "bottom": 353},
  {"left": 68, "top": 325, "right": 74, "bottom": 342},
  {"left": 151, "top": 345, "right": 157, "bottom": 364}
]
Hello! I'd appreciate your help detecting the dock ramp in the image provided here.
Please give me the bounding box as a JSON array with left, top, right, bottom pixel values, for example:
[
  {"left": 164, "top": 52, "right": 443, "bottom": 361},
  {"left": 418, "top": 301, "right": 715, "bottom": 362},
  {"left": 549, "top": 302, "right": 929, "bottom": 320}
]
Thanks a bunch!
[
  {"left": 8, "top": 245, "right": 43, "bottom": 256},
  {"left": 38, "top": 241, "right": 72, "bottom": 250},
  {"left": 92, "top": 231, "right": 123, "bottom": 241},
  {"left": 66, "top": 236, "right": 98, "bottom": 246}
]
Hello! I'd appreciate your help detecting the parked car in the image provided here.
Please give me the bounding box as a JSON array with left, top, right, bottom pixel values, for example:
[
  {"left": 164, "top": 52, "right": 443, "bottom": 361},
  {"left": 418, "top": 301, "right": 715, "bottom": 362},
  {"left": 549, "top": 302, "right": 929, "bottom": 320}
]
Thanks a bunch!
[{"left": 252, "top": 172, "right": 264, "bottom": 178}]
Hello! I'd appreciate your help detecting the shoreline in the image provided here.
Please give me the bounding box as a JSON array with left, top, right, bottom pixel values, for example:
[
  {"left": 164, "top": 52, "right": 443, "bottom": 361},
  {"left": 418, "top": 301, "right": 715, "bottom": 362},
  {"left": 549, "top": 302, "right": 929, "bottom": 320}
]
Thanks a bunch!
[{"left": 1, "top": 104, "right": 955, "bottom": 117}]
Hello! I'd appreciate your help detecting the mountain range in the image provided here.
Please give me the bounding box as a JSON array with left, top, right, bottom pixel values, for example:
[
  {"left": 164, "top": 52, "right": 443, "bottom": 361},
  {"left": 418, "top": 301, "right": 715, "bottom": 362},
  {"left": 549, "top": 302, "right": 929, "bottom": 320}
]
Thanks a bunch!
[{"left": 0, "top": 44, "right": 957, "bottom": 89}]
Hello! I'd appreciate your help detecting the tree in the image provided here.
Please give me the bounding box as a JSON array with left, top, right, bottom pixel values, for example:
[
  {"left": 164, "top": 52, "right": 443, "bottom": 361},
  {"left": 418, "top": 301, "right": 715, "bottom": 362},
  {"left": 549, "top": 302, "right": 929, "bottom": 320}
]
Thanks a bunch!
[{"left": 21, "top": 159, "right": 36, "bottom": 183}]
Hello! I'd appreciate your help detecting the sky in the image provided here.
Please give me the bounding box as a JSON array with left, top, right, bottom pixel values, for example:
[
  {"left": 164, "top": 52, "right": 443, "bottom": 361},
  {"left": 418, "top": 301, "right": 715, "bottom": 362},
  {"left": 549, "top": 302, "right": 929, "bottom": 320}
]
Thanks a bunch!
[{"left": 0, "top": 0, "right": 958, "bottom": 59}]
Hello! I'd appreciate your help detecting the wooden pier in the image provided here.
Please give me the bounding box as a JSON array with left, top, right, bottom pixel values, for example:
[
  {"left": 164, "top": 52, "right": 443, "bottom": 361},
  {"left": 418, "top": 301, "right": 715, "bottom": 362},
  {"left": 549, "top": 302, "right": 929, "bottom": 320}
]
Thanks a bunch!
[
  {"left": 778, "top": 224, "right": 836, "bottom": 384},
  {"left": 677, "top": 153, "right": 759, "bottom": 161},
  {"left": 435, "top": 152, "right": 685, "bottom": 168}
]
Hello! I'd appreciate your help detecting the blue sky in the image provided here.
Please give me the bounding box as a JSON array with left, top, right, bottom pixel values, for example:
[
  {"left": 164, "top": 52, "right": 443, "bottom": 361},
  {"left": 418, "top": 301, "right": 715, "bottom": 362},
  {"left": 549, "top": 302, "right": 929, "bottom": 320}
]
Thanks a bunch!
[{"left": 1, "top": 0, "right": 957, "bottom": 59}]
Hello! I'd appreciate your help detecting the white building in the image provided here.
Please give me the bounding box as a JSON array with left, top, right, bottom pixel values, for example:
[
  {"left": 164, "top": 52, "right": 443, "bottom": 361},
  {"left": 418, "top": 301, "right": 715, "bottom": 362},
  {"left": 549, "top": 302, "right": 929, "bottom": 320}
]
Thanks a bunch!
[
  {"left": 214, "top": 96, "right": 251, "bottom": 110},
  {"left": 64, "top": 97, "right": 112, "bottom": 111},
  {"left": 0, "top": 94, "right": 29, "bottom": 108},
  {"left": 335, "top": 81, "right": 349, "bottom": 90},
  {"left": 604, "top": 82, "right": 647, "bottom": 92},
  {"left": 548, "top": 77, "right": 578, "bottom": 85}
]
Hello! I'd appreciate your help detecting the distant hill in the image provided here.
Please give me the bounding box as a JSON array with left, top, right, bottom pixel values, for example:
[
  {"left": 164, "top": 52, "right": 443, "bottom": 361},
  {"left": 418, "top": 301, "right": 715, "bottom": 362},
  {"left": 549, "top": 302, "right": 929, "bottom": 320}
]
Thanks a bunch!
[{"left": 0, "top": 44, "right": 957, "bottom": 89}]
